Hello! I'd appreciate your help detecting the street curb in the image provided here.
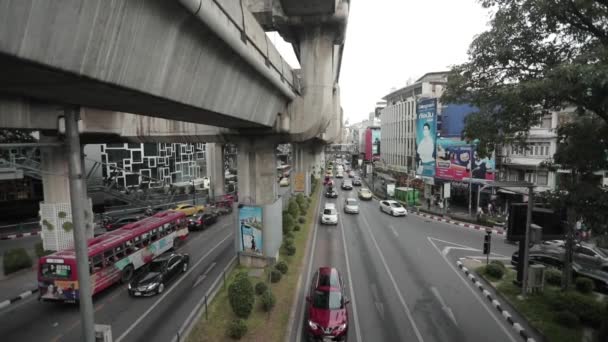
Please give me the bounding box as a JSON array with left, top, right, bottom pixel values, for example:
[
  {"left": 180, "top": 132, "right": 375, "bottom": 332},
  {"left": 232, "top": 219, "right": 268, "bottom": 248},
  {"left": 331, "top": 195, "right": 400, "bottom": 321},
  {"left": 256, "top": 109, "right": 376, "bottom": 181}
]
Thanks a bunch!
[
  {"left": 414, "top": 212, "right": 505, "bottom": 235},
  {"left": 455, "top": 260, "right": 536, "bottom": 342},
  {"left": 175, "top": 255, "right": 238, "bottom": 342},
  {"left": 0, "top": 288, "right": 38, "bottom": 310},
  {"left": 0, "top": 230, "right": 41, "bottom": 240}
]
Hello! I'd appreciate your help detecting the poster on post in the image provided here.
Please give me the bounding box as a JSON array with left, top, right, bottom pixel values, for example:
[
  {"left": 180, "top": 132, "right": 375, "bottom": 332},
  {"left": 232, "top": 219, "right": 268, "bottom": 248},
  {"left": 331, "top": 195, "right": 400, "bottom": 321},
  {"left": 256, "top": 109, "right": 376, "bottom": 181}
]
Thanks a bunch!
[{"left": 238, "top": 206, "right": 263, "bottom": 255}]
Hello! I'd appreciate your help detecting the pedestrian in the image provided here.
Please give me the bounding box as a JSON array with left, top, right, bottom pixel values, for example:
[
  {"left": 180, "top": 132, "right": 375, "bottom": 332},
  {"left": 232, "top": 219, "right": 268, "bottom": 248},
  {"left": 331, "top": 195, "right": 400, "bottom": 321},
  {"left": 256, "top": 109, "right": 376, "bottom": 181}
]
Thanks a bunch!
[{"left": 427, "top": 198, "right": 431, "bottom": 210}]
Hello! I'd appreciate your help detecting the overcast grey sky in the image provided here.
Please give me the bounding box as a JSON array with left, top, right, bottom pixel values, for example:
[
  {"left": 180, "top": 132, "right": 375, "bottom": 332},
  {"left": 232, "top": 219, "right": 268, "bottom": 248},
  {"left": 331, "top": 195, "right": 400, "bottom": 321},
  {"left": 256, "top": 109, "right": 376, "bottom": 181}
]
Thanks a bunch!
[{"left": 268, "top": 0, "right": 491, "bottom": 124}]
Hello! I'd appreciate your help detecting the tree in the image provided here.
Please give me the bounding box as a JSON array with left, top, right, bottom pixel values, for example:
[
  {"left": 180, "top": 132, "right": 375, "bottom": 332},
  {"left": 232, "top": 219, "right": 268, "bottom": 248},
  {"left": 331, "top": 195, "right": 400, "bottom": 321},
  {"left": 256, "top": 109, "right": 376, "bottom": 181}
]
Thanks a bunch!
[{"left": 443, "top": 0, "right": 608, "bottom": 289}]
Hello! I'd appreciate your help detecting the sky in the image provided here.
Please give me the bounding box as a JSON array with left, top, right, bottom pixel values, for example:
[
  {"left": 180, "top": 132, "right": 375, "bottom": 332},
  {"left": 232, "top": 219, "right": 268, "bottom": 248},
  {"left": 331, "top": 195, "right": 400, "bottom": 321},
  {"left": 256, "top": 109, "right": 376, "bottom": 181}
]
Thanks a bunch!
[{"left": 268, "top": 0, "right": 491, "bottom": 124}]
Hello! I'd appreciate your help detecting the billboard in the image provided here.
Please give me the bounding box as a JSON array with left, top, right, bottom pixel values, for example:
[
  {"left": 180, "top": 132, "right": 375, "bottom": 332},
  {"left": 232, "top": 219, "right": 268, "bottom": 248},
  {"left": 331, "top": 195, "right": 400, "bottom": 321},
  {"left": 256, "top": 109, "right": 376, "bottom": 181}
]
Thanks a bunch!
[
  {"left": 471, "top": 149, "right": 496, "bottom": 181},
  {"left": 238, "top": 206, "right": 263, "bottom": 255},
  {"left": 372, "top": 129, "right": 381, "bottom": 156},
  {"left": 435, "top": 139, "right": 472, "bottom": 181},
  {"left": 364, "top": 127, "right": 381, "bottom": 161},
  {"left": 416, "top": 99, "right": 437, "bottom": 177},
  {"left": 293, "top": 172, "right": 305, "bottom": 192}
]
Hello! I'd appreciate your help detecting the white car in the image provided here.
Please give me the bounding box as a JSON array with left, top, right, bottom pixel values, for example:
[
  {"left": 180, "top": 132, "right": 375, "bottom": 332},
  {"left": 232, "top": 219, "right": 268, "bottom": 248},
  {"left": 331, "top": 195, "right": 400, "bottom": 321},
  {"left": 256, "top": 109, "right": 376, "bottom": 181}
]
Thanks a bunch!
[
  {"left": 321, "top": 203, "right": 338, "bottom": 225},
  {"left": 379, "top": 200, "right": 407, "bottom": 217},
  {"left": 344, "top": 198, "right": 359, "bottom": 214},
  {"left": 279, "top": 177, "right": 290, "bottom": 187}
]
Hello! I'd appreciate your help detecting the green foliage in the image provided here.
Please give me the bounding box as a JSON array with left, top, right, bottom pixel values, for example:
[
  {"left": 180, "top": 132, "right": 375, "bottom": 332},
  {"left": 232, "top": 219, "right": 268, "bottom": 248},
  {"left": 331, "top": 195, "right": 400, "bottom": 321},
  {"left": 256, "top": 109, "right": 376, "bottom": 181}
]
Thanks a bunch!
[
  {"left": 284, "top": 230, "right": 294, "bottom": 240},
  {"left": 574, "top": 277, "right": 595, "bottom": 294},
  {"left": 57, "top": 211, "right": 67, "bottom": 219},
  {"left": 275, "top": 261, "right": 288, "bottom": 274},
  {"left": 485, "top": 263, "right": 505, "bottom": 279},
  {"left": 554, "top": 311, "right": 580, "bottom": 328},
  {"left": 489, "top": 260, "right": 506, "bottom": 271},
  {"left": 288, "top": 201, "right": 300, "bottom": 218},
  {"left": 270, "top": 269, "right": 282, "bottom": 283},
  {"left": 62, "top": 221, "right": 73, "bottom": 232},
  {"left": 282, "top": 214, "right": 294, "bottom": 234},
  {"left": 293, "top": 225, "right": 301, "bottom": 232},
  {"left": 254, "top": 281, "right": 268, "bottom": 296},
  {"left": 42, "top": 219, "right": 54, "bottom": 231},
  {"left": 34, "top": 242, "right": 53, "bottom": 258},
  {"left": 228, "top": 272, "right": 255, "bottom": 318},
  {"left": 299, "top": 203, "right": 308, "bottom": 216},
  {"left": 298, "top": 216, "right": 306, "bottom": 224},
  {"left": 546, "top": 291, "right": 605, "bottom": 328},
  {"left": 285, "top": 244, "right": 296, "bottom": 256},
  {"left": 260, "top": 288, "right": 276, "bottom": 312},
  {"left": 226, "top": 319, "right": 247, "bottom": 339},
  {"left": 3, "top": 248, "right": 33, "bottom": 275},
  {"left": 545, "top": 268, "right": 562, "bottom": 286}
]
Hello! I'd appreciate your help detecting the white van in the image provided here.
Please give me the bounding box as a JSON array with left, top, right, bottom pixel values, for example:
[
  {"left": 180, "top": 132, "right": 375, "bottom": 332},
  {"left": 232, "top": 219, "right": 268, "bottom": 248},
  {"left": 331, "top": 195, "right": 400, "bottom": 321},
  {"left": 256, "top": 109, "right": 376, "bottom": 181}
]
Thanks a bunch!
[{"left": 321, "top": 203, "right": 338, "bottom": 225}]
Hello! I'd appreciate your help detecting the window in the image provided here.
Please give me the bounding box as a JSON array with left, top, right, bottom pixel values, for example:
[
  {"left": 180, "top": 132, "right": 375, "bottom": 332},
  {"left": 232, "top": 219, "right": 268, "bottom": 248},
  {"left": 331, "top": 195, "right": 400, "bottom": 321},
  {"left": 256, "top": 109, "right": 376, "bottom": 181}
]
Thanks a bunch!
[
  {"left": 115, "top": 244, "right": 126, "bottom": 259},
  {"left": 90, "top": 254, "right": 103, "bottom": 273},
  {"left": 103, "top": 250, "right": 115, "bottom": 265},
  {"left": 312, "top": 290, "right": 343, "bottom": 310},
  {"left": 537, "top": 171, "right": 548, "bottom": 186},
  {"left": 41, "top": 263, "right": 72, "bottom": 279},
  {"left": 576, "top": 247, "right": 596, "bottom": 257}
]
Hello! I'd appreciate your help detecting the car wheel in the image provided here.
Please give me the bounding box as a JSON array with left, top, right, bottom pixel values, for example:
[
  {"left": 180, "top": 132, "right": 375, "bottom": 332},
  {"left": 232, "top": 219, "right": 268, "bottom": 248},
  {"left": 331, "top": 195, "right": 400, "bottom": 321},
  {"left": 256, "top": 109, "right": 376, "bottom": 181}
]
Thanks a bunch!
[
  {"left": 157, "top": 283, "right": 165, "bottom": 294},
  {"left": 182, "top": 262, "right": 188, "bottom": 273}
]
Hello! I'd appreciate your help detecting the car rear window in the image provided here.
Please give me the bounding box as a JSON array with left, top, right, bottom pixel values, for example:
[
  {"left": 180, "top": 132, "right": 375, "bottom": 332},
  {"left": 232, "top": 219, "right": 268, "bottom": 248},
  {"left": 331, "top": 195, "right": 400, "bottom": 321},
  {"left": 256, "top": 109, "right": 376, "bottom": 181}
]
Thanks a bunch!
[
  {"left": 346, "top": 199, "right": 357, "bottom": 205},
  {"left": 323, "top": 209, "right": 336, "bottom": 215}
]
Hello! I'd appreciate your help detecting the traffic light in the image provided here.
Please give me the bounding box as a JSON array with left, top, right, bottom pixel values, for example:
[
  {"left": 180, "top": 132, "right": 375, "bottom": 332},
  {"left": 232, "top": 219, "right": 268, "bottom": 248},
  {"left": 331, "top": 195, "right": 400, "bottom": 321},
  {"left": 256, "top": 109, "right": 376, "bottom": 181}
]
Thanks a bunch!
[{"left": 483, "top": 232, "right": 491, "bottom": 255}]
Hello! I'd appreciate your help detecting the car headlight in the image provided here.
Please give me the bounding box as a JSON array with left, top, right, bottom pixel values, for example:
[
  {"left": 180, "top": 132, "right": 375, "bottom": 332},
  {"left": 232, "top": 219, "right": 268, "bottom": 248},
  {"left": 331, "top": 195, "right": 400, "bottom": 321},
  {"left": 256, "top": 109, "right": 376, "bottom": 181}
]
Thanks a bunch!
[
  {"left": 146, "top": 283, "right": 159, "bottom": 291},
  {"left": 128, "top": 283, "right": 132, "bottom": 290},
  {"left": 308, "top": 320, "right": 319, "bottom": 330},
  {"left": 336, "top": 323, "right": 347, "bottom": 331}
]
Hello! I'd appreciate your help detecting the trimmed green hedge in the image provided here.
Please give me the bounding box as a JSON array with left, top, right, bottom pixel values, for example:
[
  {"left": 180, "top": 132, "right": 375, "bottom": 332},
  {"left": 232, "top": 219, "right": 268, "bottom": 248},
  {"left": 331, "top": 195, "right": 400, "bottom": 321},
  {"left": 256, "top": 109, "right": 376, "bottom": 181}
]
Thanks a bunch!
[
  {"left": 270, "top": 269, "right": 282, "bottom": 283},
  {"left": 3, "top": 248, "right": 33, "bottom": 275},
  {"left": 226, "top": 319, "right": 247, "bottom": 339},
  {"left": 228, "top": 272, "right": 255, "bottom": 318},
  {"left": 275, "top": 261, "right": 288, "bottom": 274},
  {"left": 254, "top": 281, "right": 268, "bottom": 296},
  {"left": 260, "top": 289, "right": 276, "bottom": 312}
]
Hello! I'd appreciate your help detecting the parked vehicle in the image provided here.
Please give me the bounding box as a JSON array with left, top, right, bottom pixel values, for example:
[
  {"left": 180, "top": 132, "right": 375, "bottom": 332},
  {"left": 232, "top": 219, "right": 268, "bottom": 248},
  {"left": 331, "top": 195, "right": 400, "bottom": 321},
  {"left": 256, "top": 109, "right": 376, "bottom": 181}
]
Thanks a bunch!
[
  {"left": 321, "top": 204, "right": 338, "bottom": 225},
  {"left": 104, "top": 216, "right": 140, "bottom": 231},
  {"left": 279, "top": 177, "right": 290, "bottom": 187},
  {"left": 128, "top": 253, "right": 190, "bottom": 297},
  {"left": 306, "top": 267, "right": 349, "bottom": 341},
  {"left": 358, "top": 188, "right": 373, "bottom": 200},
  {"left": 344, "top": 198, "right": 359, "bottom": 214},
  {"left": 188, "top": 211, "right": 219, "bottom": 230},
  {"left": 172, "top": 203, "right": 205, "bottom": 216},
  {"left": 38, "top": 211, "right": 189, "bottom": 302},
  {"left": 379, "top": 200, "right": 407, "bottom": 216}
]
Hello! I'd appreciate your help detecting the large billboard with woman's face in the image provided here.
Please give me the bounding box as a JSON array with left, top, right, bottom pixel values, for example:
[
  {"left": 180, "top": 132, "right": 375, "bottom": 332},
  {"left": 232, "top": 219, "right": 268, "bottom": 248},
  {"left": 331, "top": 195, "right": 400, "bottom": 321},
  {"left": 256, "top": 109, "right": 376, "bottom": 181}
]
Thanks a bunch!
[{"left": 416, "top": 99, "right": 437, "bottom": 177}]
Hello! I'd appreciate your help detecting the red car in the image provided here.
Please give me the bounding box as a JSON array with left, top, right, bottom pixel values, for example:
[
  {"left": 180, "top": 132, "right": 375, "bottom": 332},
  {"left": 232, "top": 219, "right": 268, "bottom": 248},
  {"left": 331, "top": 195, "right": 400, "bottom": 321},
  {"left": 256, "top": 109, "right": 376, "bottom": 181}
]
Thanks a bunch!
[{"left": 306, "top": 267, "right": 349, "bottom": 341}]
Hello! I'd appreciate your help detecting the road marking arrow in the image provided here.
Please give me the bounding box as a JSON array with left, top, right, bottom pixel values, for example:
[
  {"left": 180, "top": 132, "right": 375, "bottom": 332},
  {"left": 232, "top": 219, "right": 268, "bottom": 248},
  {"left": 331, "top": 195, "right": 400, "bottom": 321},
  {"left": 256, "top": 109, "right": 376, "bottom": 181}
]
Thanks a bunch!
[{"left": 431, "top": 287, "right": 458, "bottom": 327}]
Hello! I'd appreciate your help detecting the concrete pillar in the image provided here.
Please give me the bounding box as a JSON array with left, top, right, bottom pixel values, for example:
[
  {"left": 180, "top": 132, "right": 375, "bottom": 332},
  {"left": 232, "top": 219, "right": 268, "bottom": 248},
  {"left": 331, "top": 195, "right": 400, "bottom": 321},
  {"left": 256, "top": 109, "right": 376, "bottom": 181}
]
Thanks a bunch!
[
  {"left": 236, "top": 139, "right": 283, "bottom": 266},
  {"left": 39, "top": 134, "right": 94, "bottom": 251},
  {"left": 206, "top": 143, "right": 225, "bottom": 201},
  {"left": 292, "top": 143, "right": 314, "bottom": 196}
]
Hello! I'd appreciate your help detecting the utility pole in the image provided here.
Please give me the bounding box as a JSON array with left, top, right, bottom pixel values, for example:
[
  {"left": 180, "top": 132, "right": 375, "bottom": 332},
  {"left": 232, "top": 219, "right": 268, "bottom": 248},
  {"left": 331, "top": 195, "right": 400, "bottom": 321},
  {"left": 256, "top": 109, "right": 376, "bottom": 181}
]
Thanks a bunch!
[
  {"left": 65, "top": 108, "right": 95, "bottom": 342},
  {"left": 192, "top": 179, "right": 196, "bottom": 206},
  {"left": 521, "top": 185, "right": 534, "bottom": 296}
]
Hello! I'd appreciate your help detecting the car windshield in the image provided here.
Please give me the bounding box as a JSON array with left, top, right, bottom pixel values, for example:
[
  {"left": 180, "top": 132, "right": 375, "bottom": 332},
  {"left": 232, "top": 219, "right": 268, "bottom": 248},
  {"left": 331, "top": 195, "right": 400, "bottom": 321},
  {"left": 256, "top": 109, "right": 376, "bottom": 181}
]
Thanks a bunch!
[
  {"left": 148, "top": 260, "right": 166, "bottom": 273},
  {"left": 312, "top": 290, "right": 342, "bottom": 310},
  {"left": 323, "top": 209, "right": 336, "bottom": 215},
  {"left": 41, "top": 263, "right": 72, "bottom": 279},
  {"left": 390, "top": 202, "right": 402, "bottom": 208}
]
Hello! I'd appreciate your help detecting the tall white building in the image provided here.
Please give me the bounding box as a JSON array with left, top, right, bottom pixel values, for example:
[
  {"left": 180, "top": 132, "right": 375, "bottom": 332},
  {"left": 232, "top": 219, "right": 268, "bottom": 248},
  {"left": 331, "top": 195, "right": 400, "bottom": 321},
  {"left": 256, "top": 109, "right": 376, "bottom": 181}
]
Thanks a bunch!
[{"left": 380, "top": 72, "right": 448, "bottom": 173}]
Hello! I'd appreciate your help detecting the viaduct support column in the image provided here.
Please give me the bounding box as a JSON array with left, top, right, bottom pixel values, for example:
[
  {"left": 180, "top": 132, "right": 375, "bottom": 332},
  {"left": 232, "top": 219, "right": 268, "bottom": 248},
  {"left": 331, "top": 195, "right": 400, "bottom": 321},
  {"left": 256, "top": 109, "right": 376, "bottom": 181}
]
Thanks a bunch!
[
  {"left": 206, "top": 143, "right": 225, "bottom": 201},
  {"left": 39, "top": 134, "right": 94, "bottom": 252},
  {"left": 236, "top": 139, "right": 282, "bottom": 266},
  {"left": 292, "top": 143, "right": 314, "bottom": 196}
]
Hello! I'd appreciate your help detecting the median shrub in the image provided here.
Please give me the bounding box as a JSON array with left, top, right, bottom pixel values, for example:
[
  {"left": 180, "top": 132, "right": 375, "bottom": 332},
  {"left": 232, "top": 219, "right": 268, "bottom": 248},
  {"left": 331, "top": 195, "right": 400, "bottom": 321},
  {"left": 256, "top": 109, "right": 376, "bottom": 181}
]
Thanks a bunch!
[
  {"left": 547, "top": 291, "right": 605, "bottom": 327},
  {"left": 299, "top": 203, "right": 308, "bottom": 215},
  {"left": 260, "top": 289, "right": 276, "bottom": 312},
  {"left": 226, "top": 319, "right": 247, "bottom": 339},
  {"left": 255, "top": 281, "right": 268, "bottom": 296},
  {"left": 285, "top": 244, "right": 296, "bottom": 256},
  {"left": 288, "top": 201, "right": 300, "bottom": 218},
  {"left": 275, "top": 261, "right": 288, "bottom": 274},
  {"left": 298, "top": 216, "right": 306, "bottom": 224},
  {"left": 489, "top": 260, "right": 506, "bottom": 271},
  {"left": 284, "top": 230, "right": 294, "bottom": 240},
  {"left": 554, "top": 310, "right": 580, "bottom": 328},
  {"left": 545, "top": 268, "right": 562, "bottom": 286},
  {"left": 484, "top": 263, "right": 504, "bottom": 279},
  {"left": 228, "top": 272, "right": 255, "bottom": 318},
  {"left": 270, "top": 269, "right": 282, "bottom": 283},
  {"left": 3, "top": 247, "right": 33, "bottom": 275},
  {"left": 282, "top": 214, "right": 294, "bottom": 234},
  {"left": 293, "top": 225, "right": 301, "bottom": 232},
  {"left": 575, "top": 277, "right": 595, "bottom": 294}
]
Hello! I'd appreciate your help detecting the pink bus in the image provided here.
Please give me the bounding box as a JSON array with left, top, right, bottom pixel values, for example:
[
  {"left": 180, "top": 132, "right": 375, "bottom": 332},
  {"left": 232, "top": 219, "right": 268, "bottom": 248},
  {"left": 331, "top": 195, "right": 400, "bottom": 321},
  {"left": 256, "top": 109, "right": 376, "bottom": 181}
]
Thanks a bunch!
[{"left": 38, "top": 211, "right": 188, "bottom": 302}]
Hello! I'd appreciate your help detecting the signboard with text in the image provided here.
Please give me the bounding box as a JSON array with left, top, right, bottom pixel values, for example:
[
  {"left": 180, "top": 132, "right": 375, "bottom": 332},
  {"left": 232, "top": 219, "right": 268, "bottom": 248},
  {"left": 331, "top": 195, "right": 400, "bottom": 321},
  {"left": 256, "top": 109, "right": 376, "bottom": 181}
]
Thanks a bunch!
[{"left": 293, "top": 172, "right": 305, "bottom": 192}]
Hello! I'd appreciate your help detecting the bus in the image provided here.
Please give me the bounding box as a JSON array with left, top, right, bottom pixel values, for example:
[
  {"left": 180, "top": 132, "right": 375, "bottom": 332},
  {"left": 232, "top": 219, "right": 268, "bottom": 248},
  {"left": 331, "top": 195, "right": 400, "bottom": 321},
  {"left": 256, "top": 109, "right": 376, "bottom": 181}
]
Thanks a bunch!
[{"left": 38, "top": 211, "right": 188, "bottom": 302}]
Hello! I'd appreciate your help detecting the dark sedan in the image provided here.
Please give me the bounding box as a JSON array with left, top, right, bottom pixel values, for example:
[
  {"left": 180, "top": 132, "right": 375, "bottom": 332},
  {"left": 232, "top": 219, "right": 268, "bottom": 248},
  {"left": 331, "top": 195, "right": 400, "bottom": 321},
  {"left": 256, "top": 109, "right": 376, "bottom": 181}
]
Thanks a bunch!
[
  {"left": 325, "top": 188, "right": 338, "bottom": 198},
  {"left": 128, "top": 253, "right": 190, "bottom": 297},
  {"left": 352, "top": 177, "right": 362, "bottom": 186},
  {"left": 188, "top": 211, "right": 219, "bottom": 230}
]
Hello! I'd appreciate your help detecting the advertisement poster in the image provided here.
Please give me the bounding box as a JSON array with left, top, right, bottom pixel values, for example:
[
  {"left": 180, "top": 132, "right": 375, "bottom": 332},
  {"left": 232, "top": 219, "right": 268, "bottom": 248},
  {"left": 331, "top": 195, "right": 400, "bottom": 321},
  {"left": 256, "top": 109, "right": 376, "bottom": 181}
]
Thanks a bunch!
[
  {"left": 238, "top": 206, "right": 263, "bottom": 255},
  {"left": 435, "top": 139, "right": 472, "bottom": 181},
  {"left": 387, "top": 184, "right": 395, "bottom": 197},
  {"left": 372, "top": 129, "right": 381, "bottom": 156},
  {"left": 471, "top": 150, "right": 496, "bottom": 181},
  {"left": 416, "top": 99, "right": 437, "bottom": 177},
  {"left": 293, "top": 172, "right": 305, "bottom": 192}
]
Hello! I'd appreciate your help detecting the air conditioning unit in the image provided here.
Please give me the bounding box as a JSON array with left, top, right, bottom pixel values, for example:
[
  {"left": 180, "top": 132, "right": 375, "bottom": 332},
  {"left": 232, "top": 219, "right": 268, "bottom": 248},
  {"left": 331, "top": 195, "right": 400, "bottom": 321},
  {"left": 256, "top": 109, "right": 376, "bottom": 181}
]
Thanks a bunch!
[{"left": 527, "top": 264, "right": 546, "bottom": 294}]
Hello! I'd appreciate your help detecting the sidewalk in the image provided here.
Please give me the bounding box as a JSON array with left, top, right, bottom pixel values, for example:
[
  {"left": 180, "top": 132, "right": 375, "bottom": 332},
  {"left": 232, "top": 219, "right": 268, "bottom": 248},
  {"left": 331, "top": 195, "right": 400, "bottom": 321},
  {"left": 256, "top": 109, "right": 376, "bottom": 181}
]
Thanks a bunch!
[{"left": 0, "top": 266, "right": 38, "bottom": 307}]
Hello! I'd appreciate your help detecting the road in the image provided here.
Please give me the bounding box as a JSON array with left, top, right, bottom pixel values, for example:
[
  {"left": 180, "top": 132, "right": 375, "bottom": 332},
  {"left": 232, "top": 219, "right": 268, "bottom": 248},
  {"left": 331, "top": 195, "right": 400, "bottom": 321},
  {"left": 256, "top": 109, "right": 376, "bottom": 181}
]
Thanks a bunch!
[
  {"left": 290, "top": 177, "right": 525, "bottom": 342},
  {"left": 0, "top": 212, "right": 236, "bottom": 342}
]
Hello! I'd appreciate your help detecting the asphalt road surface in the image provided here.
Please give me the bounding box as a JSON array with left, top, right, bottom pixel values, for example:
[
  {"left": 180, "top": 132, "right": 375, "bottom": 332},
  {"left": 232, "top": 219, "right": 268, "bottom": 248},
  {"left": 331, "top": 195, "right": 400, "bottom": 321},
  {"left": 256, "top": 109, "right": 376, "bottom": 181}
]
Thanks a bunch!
[
  {"left": 290, "top": 180, "right": 525, "bottom": 342},
  {"left": 0, "top": 213, "right": 236, "bottom": 342}
]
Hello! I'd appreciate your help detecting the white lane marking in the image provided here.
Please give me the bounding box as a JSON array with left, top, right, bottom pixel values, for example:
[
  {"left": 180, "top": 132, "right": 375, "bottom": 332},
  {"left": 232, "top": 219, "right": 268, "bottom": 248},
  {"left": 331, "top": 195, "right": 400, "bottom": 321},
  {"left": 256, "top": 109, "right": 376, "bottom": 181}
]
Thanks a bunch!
[
  {"left": 338, "top": 201, "right": 362, "bottom": 342},
  {"left": 193, "top": 262, "right": 217, "bottom": 288},
  {"left": 442, "top": 246, "right": 479, "bottom": 257},
  {"left": 388, "top": 225, "right": 399, "bottom": 237},
  {"left": 360, "top": 214, "right": 424, "bottom": 342},
  {"left": 430, "top": 286, "right": 458, "bottom": 327},
  {"left": 294, "top": 193, "right": 322, "bottom": 342},
  {"left": 427, "top": 237, "right": 518, "bottom": 342},
  {"left": 115, "top": 232, "right": 234, "bottom": 342}
]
